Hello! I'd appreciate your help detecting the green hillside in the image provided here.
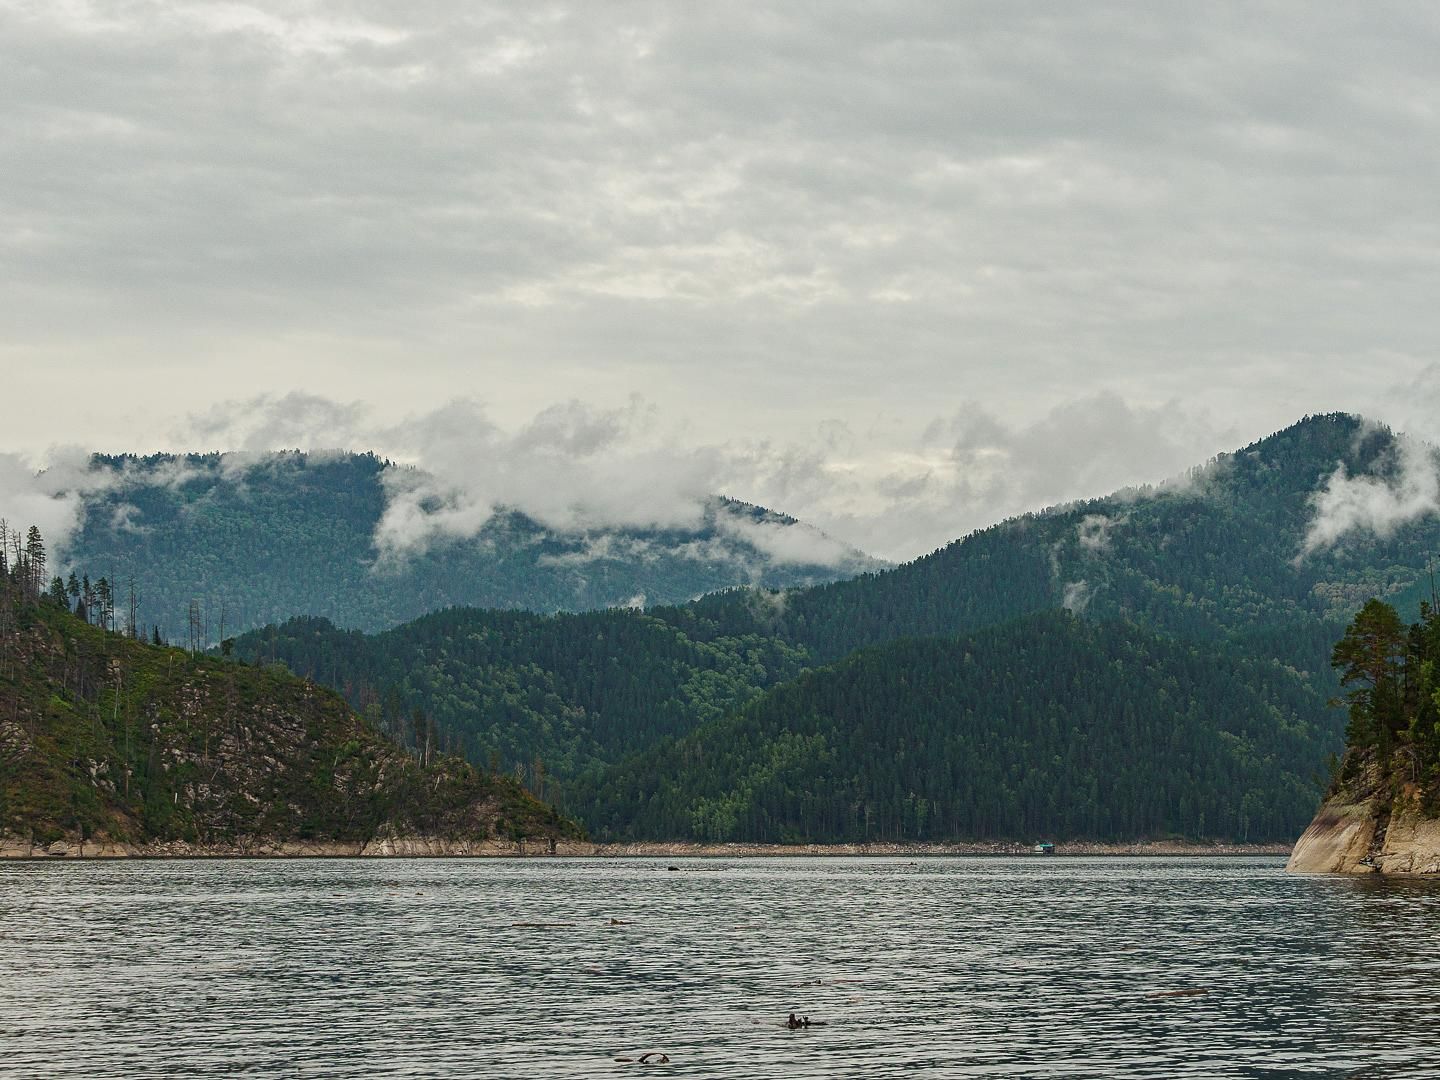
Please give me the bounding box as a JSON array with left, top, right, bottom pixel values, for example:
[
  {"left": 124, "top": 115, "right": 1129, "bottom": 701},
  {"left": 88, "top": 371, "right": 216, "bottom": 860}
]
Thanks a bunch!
[
  {"left": 238, "top": 606, "right": 809, "bottom": 782},
  {"left": 676, "top": 413, "right": 1424, "bottom": 669},
  {"left": 229, "top": 413, "right": 1439, "bottom": 842},
  {"left": 1319, "top": 597, "right": 1440, "bottom": 814},
  {"left": 63, "top": 451, "right": 881, "bottom": 639},
  {"left": 573, "top": 613, "right": 1333, "bottom": 844},
  {"left": 0, "top": 574, "right": 578, "bottom": 850}
]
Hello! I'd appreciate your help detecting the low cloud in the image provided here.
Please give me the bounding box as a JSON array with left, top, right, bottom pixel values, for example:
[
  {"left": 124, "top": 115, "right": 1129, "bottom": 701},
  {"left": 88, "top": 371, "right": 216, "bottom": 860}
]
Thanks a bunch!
[
  {"left": 1062, "top": 580, "right": 1092, "bottom": 613},
  {"left": 1300, "top": 433, "right": 1440, "bottom": 555},
  {"left": 1077, "top": 513, "right": 1123, "bottom": 553},
  {"left": 4, "top": 389, "right": 1245, "bottom": 572},
  {"left": 0, "top": 447, "right": 118, "bottom": 561},
  {"left": 109, "top": 502, "right": 147, "bottom": 534},
  {"left": 369, "top": 396, "right": 725, "bottom": 560},
  {"left": 803, "top": 393, "right": 1235, "bottom": 560},
  {"left": 710, "top": 508, "right": 866, "bottom": 569},
  {"left": 535, "top": 535, "right": 656, "bottom": 571}
]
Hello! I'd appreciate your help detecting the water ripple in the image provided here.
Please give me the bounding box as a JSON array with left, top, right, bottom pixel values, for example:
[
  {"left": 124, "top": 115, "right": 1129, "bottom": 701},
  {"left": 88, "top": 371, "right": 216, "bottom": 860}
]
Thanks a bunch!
[{"left": 1, "top": 857, "right": 1437, "bottom": 1078}]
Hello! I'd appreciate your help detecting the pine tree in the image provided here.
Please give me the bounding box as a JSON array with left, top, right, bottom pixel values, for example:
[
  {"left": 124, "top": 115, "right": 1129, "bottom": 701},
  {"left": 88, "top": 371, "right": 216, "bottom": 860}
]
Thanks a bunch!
[
  {"left": 1332, "top": 598, "right": 1408, "bottom": 751},
  {"left": 23, "top": 526, "right": 45, "bottom": 600}
]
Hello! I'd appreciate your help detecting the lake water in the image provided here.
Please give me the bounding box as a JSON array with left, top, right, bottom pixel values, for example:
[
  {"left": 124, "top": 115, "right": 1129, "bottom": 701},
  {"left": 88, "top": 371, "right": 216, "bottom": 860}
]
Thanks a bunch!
[{"left": 1, "top": 856, "right": 1437, "bottom": 1078}]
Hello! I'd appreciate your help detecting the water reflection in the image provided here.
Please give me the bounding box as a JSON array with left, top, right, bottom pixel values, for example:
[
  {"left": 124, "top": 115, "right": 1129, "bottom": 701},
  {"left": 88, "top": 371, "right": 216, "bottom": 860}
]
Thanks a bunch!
[{"left": 0, "top": 857, "right": 1435, "bottom": 1078}]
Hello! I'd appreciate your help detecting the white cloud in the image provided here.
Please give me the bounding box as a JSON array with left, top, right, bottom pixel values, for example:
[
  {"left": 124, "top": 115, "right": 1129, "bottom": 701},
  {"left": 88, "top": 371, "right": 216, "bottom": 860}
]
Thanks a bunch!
[
  {"left": 5, "top": 3, "right": 1440, "bottom": 466},
  {"left": 157, "top": 388, "right": 1239, "bottom": 564},
  {"left": 1077, "top": 513, "right": 1122, "bottom": 553},
  {"left": 1062, "top": 581, "right": 1092, "bottom": 613},
  {"left": 0, "top": 446, "right": 117, "bottom": 561},
  {"left": 1300, "top": 433, "right": 1440, "bottom": 555}
]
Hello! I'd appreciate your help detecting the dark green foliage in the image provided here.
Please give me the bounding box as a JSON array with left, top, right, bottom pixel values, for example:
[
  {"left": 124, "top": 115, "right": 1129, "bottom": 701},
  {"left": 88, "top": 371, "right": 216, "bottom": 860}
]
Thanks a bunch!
[
  {"left": 1328, "top": 599, "right": 1440, "bottom": 812},
  {"left": 572, "top": 614, "right": 1332, "bottom": 843},
  {"left": 668, "top": 414, "right": 1427, "bottom": 675},
  {"left": 226, "top": 415, "right": 1440, "bottom": 842},
  {"left": 0, "top": 574, "right": 579, "bottom": 847},
  {"left": 1331, "top": 598, "right": 1408, "bottom": 750},
  {"left": 234, "top": 609, "right": 810, "bottom": 793},
  {"left": 67, "top": 452, "right": 879, "bottom": 639}
]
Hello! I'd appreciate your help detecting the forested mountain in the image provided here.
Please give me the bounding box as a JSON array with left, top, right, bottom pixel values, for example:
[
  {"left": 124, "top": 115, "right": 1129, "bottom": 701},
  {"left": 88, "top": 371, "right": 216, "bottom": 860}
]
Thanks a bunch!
[
  {"left": 60, "top": 451, "right": 880, "bottom": 639},
  {"left": 672, "top": 413, "right": 1433, "bottom": 671},
  {"left": 241, "top": 607, "right": 809, "bottom": 781},
  {"left": 573, "top": 613, "right": 1331, "bottom": 843},
  {"left": 0, "top": 565, "right": 577, "bottom": 852},
  {"left": 231, "top": 414, "right": 1440, "bottom": 843}
]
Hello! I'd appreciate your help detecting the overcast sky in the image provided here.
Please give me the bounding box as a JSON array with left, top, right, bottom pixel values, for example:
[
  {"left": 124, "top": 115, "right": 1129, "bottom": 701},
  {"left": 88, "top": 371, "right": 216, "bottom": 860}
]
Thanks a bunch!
[{"left": 6, "top": 2, "right": 1440, "bottom": 561}]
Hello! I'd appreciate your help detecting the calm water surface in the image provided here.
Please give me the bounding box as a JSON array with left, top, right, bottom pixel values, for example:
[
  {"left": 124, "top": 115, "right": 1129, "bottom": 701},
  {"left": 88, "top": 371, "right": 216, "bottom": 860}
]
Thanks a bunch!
[{"left": 1, "top": 856, "right": 1437, "bottom": 1078}]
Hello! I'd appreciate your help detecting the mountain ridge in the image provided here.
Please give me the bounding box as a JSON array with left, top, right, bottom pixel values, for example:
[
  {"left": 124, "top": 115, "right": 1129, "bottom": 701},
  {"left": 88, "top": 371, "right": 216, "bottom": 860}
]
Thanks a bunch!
[
  {"left": 231, "top": 412, "right": 1439, "bottom": 843},
  {"left": 50, "top": 450, "right": 882, "bottom": 639}
]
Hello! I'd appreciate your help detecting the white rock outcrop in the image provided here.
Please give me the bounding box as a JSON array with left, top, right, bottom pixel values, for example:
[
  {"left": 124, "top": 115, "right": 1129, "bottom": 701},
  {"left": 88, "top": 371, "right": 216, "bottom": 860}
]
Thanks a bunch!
[{"left": 1288, "top": 795, "right": 1440, "bottom": 875}]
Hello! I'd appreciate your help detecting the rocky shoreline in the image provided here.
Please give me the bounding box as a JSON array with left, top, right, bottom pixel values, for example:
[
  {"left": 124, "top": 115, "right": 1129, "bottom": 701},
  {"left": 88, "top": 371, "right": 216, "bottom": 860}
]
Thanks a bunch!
[
  {"left": 1287, "top": 796, "right": 1440, "bottom": 875},
  {"left": 2, "top": 835, "right": 1292, "bottom": 860}
]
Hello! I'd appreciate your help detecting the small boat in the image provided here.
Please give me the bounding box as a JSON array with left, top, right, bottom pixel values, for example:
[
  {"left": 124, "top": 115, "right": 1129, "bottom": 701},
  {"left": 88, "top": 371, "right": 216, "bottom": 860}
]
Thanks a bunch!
[{"left": 1032, "top": 842, "right": 1055, "bottom": 855}]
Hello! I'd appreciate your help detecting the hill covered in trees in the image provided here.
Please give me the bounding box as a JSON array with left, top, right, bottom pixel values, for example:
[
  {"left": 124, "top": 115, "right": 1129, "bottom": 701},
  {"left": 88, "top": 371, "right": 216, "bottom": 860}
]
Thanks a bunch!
[
  {"left": 232, "top": 414, "right": 1433, "bottom": 843},
  {"left": 574, "top": 613, "right": 1331, "bottom": 843},
  {"left": 0, "top": 566, "right": 578, "bottom": 854},
  {"left": 57, "top": 451, "right": 880, "bottom": 640},
  {"left": 670, "top": 413, "right": 1435, "bottom": 670}
]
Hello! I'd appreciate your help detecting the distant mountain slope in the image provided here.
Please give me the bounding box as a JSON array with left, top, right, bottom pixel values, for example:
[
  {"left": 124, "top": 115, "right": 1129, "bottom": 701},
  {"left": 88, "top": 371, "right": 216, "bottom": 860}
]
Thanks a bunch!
[
  {"left": 61, "top": 451, "right": 880, "bottom": 638},
  {"left": 0, "top": 578, "right": 578, "bottom": 852},
  {"left": 238, "top": 606, "right": 810, "bottom": 782},
  {"left": 573, "top": 613, "right": 1334, "bottom": 844},
  {"left": 233, "top": 413, "right": 1440, "bottom": 841},
  {"left": 678, "top": 413, "right": 1435, "bottom": 672}
]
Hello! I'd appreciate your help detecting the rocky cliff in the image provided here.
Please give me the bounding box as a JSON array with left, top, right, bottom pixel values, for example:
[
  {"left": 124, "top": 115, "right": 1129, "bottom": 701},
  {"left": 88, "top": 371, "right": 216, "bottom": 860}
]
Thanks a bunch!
[{"left": 1287, "top": 762, "right": 1440, "bottom": 875}]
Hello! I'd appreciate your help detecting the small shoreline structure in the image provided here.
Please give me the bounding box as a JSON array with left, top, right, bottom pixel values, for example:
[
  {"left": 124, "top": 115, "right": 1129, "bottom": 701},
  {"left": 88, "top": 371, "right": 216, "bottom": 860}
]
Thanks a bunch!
[{"left": 1, "top": 835, "right": 1292, "bottom": 860}]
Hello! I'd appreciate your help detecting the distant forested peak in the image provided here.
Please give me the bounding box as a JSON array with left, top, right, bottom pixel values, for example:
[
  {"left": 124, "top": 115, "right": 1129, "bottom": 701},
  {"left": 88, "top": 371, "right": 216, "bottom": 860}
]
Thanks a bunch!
[{"left": 55, "top": 448, "right": 881, "bottom": 640}]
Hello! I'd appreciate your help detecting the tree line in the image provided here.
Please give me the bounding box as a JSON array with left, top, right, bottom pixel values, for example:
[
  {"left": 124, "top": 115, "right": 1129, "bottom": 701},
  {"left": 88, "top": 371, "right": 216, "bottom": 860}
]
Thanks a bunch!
[
  {"left": 1329, "top": 596, "right": 1440, "bottom": 810},
  {"left": 571, "top": 612, "right": 1337, "bottom": 844}
]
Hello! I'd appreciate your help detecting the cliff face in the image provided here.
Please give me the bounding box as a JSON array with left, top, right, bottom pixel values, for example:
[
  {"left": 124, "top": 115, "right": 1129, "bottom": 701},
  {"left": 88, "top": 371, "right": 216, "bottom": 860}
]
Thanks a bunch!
[
  {"left": 0, "top": 587, "right": 581, "bottom": 854},
  {"left": 1287, "top": 762, "right": 1440, "bottom": 875}
]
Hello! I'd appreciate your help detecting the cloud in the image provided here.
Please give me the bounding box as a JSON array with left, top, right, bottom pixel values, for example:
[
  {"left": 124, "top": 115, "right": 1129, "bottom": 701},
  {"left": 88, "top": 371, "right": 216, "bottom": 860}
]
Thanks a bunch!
[
  {"left": 4, "top": 379, "right": 1263, "bottom": 573},
  {"left": 797, "top": 392, "right": 1236, "bottom": 560},
  {"left": 1300, "top": 433, "right": 1440, "bottom": 555},
  {"left": 1062, "top": 580, "right": 1092, "bottom": 613},
  {"left": 183, "top": 392, "right": 371, "bottom": 457},
  {"left": 109, "top": 502, "right": 147, "bottom": 534},
  {"left": 0, "top": 446, "right": 122, "bottom": 562},
  {"left": 709, "top": 507, "right": 868, "bottom": 569},
  {"left": 8, "top": 3, "right": 1440, "bottom": 467},
  {"left": 1077, "top": 513, "right": 1122, "bottom": 553},
  {"left": 369, "top": 396, "right": 725, "bottom": 559},
  {"left": 71, "top": 388, "right": 1240, "bottom": 566}
]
